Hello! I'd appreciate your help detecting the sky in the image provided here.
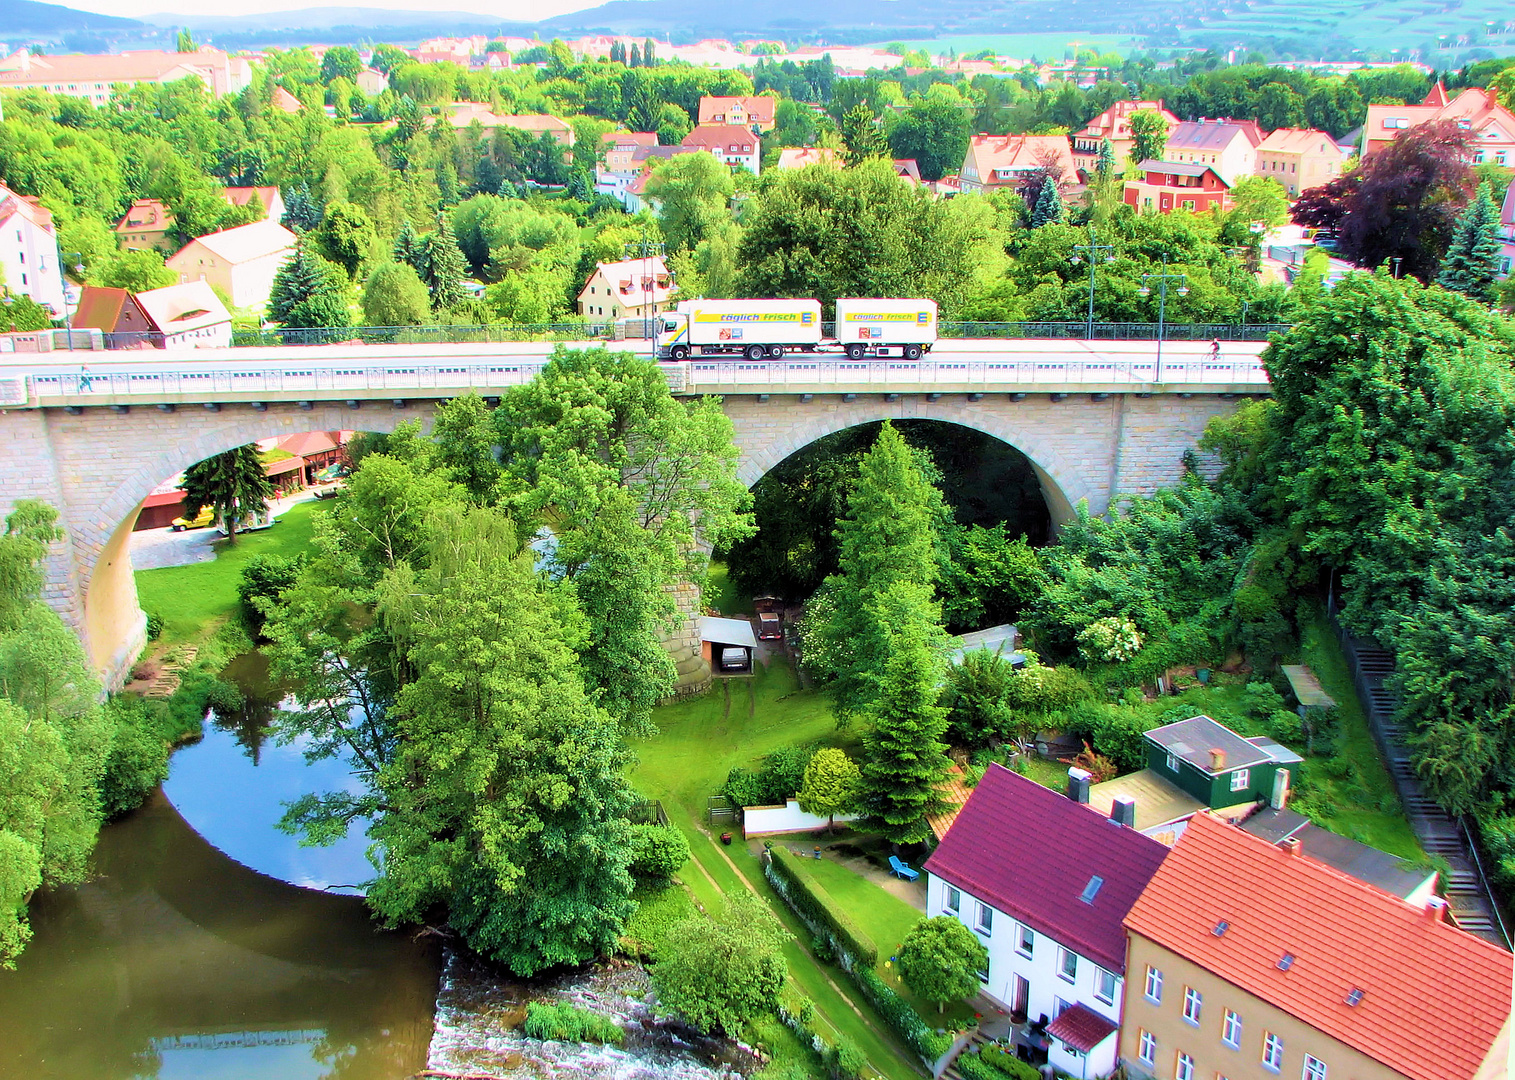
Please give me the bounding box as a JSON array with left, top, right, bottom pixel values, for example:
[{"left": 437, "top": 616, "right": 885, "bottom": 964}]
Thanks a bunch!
[{"left": 67, "top": 0, "right": 603, "bottom": 20}]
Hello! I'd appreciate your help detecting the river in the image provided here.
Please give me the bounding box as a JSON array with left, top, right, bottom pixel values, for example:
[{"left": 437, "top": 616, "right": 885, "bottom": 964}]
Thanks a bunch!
[{"left": 0, "top": 656, "right": 441, "bottom": 1080}]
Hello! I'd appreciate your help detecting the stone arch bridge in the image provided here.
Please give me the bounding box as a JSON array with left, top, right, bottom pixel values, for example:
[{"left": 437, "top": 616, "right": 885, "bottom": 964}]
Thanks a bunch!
[{"left": 0, "top": 338, "right": 1267, "bottom": 688}]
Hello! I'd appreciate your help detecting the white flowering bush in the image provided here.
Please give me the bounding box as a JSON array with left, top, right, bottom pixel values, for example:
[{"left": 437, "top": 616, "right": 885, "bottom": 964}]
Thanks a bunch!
[{"left": 1077, "top": 616, "right": 1144, "bottom": 664}]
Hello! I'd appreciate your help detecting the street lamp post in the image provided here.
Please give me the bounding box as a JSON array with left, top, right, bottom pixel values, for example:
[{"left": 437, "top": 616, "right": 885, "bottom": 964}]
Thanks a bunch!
[
  {"left": 1137, "top": 254, "right": 1188, "bottom": 383},
  {"left": 1069, "top": 226, "right": 1115, "bottom": 340},
  {"left": 56, "top": 247, "right": 85, "bottom": 349}
]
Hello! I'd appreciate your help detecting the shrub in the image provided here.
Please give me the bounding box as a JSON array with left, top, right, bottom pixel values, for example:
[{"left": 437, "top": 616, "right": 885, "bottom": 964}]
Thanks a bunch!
[
  {"left": 651, "top": 893, "right": 788, "bottom": 1036},
  {"left": 834, "top": 1037, "right": 866, "bottom": 1079},
  {"left": 145, "top": 612, "right": 164, "bottom": 641},
  {"left": 1065, "top": 703, "right": 1149, "bottom": 772},
  {"left": 766, "top": 846, "right": 878, "bottom": 967},
  {"left": 522, "top": 1001, "right": 624, "bottom": 1045},
  {"left": 852, "top": 965, "right": 953, "bottom": 1061},
  {"left": 1077, "top": 616, "right": 1143, "bottom": 663},
  {"left": 99, "top": 695, "right": 171, "bottom": 818},
  {"left": 1267, "top": 710, "right": 1304, "bottom": 747},
  {"left": 628, "top": 822, "right": 691, "bottom": 882},
  {"left": 1241, "top": 681, "right": 1287, "bottom": 719},
  {"left": 236, "top": 554, "right": 302, "bottom": 637},
  {"left": 621, "top": 883, "right": 698, "bottom": 959},
  {"left": 959, "top": 1046, "right": 1041, "bottom": 1080},
  {"left": 724, "top": 744, "right": 817, "bottom": 807}
]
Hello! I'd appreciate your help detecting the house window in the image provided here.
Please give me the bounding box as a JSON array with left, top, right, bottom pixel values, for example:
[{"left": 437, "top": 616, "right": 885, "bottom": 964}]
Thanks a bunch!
[
  {"left": 1137, "top": 1030, "right": 1156, "bottom": 1066},
  {"left": 1016, "top": 925, "right": 1034, "bottom": 957},
  {"left": 1165, "top": 752, "right": 1180, "bottom": 773},
  {"left": 1302, "top": 1056, "right": 1327, "bottom": 1080},
  {"left": 1221, "top": 1009, "right": 1242, "bottom": 1048},
  {"left": 977, "top": 961, "right": 990, "bottom": 984},
  {"left": 945, "top": 886, "right": 961, "bottom": 914},
  {"left": 1175, "top": 1052, "right": 1195, "bottom": 1080},
  {"left": 1058, "top": 948, "right": 1077, "bottom": 982},
  {"left": 1144, "top": 965, "right": 1163, "bottom": 1003},
  {"left": 1095, "top": 968, "right": 1117, "bottom": 1004},
  {"left": 975, "top": 902, "right": 993, "bottom": 935},
  {"left": 1182, "top": 987, "right": 1202, "bottom": 1025},
  {"left": 1230, "top": 768, "right": 1250, "bottom": 792},
  {"left": 1262, "top": 1032, "right": 1283, "bottom": 1071},
  {"left": 1181, "top": 200, "right": 1195, "bottom": 209}
]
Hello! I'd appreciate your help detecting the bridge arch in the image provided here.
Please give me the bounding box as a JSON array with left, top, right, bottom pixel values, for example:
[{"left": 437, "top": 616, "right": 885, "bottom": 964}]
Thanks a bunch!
[
  {"left": 79, "top": 403, "right": 436, "bottom": 689},
  {"left": 725, "top": 397, "right": 1090, "bottom": 525}
]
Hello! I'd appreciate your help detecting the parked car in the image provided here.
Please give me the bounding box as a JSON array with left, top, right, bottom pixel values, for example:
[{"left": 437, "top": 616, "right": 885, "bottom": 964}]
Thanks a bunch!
[
  {"left": 758, "top": 612, "right": 783, "bottom": 640},
  {"left": 170, "top": 506, "right": 214, "bottom": 532},
  {"left": 312, "top": 482, "right": 344, "bottom": 499},
  {"left": 719, "top": 647, "right": 750, "bottom": 672}
]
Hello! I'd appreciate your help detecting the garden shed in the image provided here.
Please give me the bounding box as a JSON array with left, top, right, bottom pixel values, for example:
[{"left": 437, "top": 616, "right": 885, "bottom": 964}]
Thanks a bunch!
[{"left": 699, "top": 615, "right": 757, "bottom": 675}]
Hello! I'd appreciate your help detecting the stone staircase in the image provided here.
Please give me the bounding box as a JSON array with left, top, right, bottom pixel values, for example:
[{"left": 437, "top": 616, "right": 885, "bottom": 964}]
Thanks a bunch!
[
  {"left": 142, "top": 645, "right": 198, "bottom": 699},
  {"left": 938, "top": 1027, "right": 996, "bottom": 1080},
  {"left": 1329, "top": 609, "right": 1508, "bottom": 947}
]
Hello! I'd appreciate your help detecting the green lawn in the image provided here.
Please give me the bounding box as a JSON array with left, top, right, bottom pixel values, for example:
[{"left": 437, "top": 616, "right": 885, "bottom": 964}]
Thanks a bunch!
[
  {"left": 703, "top": 559, "right": 748, "bottom": 616},
  {"left": 632, "top": 659, "right": 927, "bottom": 1080},
  {"left": 135, "top": 499, "right": 322, "bottom": 645},
  {"left": 1295, "top": 612, "right": 1423, "bottom": 860}
]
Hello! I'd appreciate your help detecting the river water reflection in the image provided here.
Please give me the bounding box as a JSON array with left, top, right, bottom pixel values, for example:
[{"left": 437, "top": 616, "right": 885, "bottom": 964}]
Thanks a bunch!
[{"left": 0, "top": 655, "right": 440, "bottom": 1080}]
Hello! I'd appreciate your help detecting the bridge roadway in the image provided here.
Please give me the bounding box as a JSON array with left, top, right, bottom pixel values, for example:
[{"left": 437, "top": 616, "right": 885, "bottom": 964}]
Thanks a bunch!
[{"left": 0, "top": 337, "right": 1270, "bottom": 409}]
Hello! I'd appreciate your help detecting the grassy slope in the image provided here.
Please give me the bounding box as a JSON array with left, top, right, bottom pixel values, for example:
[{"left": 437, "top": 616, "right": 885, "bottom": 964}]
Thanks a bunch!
[
  {"left": 633, "top": 662, "right": 927, "bottom": 1079},
  {"left": 135, "top": 500, "right": 321, "bottom": 645}
]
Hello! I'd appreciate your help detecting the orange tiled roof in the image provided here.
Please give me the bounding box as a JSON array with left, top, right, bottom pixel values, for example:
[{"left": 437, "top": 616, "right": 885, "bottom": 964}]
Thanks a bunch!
[
  {"left": 926, "top": 763, "right": 973, "bottom": 841},
  {"left": 1124, "top": 812, "right": 1512, "bottom": 1080}
]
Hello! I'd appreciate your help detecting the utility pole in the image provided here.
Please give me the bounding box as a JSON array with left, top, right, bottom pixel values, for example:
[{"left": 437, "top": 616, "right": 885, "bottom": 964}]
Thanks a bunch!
[
  {"left": 1138, "top": 254, "right": 1187, "bottom": 383},
  {"left": 1069, "top": 225, "right": 1115, "bottom": 340}
]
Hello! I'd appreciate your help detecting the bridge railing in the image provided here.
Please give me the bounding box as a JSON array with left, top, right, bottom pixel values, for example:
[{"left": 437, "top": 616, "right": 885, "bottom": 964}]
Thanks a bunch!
[
  {"left": 685, "top": 355, "right": 1270, "bottom": 389},
  {"left": 223, "top": 323, "right": 614, "bottom": 348}
]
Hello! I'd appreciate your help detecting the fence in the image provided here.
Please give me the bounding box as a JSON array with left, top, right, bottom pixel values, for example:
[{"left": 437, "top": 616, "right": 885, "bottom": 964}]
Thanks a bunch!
[{"left": 227, "top": 322, "right": 614, "bottom": 348}]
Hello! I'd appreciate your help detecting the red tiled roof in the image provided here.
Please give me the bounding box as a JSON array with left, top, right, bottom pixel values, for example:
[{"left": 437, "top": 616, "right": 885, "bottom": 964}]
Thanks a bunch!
[
  {"left": 922, "top": 764, "right": 1168, "bottom": 973},
  {"left": 1045, "top": 1002, "right": 1118, "bottom": 1052},
  {"left": 926, "top": 764, "right": 972, "bottom": 841},
  {"left": 682, "top": 124, "right": 758, "bottom": 152},
  {"left": 278, "top": 430, "right": 340, "bottom": 457},
  {"left": 1124, "top": 812, "right": 1513, "bottom": 1080}
]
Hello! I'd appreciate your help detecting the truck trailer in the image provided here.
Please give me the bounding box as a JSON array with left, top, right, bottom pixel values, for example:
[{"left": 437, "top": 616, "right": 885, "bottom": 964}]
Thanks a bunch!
[
  {"left": 834, "top": 298, "right": 937, "bottom": 360},
  {"left": 656, "top": 297, "right": 938, "bottom": 360}
]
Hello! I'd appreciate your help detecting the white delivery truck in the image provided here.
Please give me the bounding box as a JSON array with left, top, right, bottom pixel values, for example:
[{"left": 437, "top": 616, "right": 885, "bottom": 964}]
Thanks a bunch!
[
  {"left": 657, "top": 298, "right": 823, "bottom": 360},
  {"left": 833, "top": 298, "right": 938, "bottom": 360}
]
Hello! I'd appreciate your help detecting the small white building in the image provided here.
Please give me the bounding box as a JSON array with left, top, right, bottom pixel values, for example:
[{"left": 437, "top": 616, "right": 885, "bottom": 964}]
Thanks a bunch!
[
  {"left": 166, "top": 219, "right": 297, "bottom": 311},
  {"left": 134, "top": 281, "right": 232, "bottom": 349},
  {"left": 924, "top": 764, "right": 1170, "bottom": 1078},
  {"left": 0, "top": 182, "right": 66, "bottom": 316}
]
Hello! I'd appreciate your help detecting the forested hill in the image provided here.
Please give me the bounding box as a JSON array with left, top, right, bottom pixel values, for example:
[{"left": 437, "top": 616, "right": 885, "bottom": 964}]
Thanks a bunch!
[
  {"left": 0, "top": 0, "right": 143, "bottom": 34},
  {"left": 540, "top": 0, "right": 1189, "bottom": 43}
]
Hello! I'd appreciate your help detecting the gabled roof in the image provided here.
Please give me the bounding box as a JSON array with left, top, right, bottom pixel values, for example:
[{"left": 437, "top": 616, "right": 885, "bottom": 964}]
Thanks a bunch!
[
  {"left": 1074, "top": 100, "right": 1176, "bottom": 142},
  {"left": 1255, "top": 127, "right": 1344, "bottom": 157},
  {"left": 0, "top": 182, "right": 55, "bottom": 233},
  {"left": 222, "top": 186, "right": 280, "bottom": 215},
  {"left": 580, "top": 256, "right": 674, "bottom": 305},
  {"left": 602, "top": 130, "right": 658, "bottom": 148},
  {"left": 682, "top": 124, "right": 759, "bottom": 152},
  {"left": 1166, "top": 119, "right": 1263, "bottom": 152},
  {"left": 923, "top": 763, "right": 1168, "bottom": 973},
  {"left": 964, "top": 134, "right": 1076, "bottom": 185},
  {"left": 1045, "top": 1002, "right": 1118, "bottom": 1052},
  {"left": 72, "top": 287, "right": 137, "bottom": 332},
  {"left": 271, "top": 86, "right": 303, "bottom": 113},
  {"left": 1237, "top": 808, "right": 1434, "bottom": 901},
  {"left": 893, "top": 158, "right": 922, "bottom": 183},
  {"left": 174, "top": 219, "right": 296, "bottom": 266},
  {"left": 278, "top": 430, "right": 341, "bottom": 457},
  {"left": 1144, "top": 714, "right": 1270, "bottom": 772},
  {"left": 775, "top": 147, "right": 841, "bottom": 170},
  {"left": 1125, "top": 812, "right": 1512, "bottom": 1080},
  {"left": 698, "top": 94, "right": 776, "bottom": 125},
  {"left": 115, "top": 197, "right": 174, "bottom": 234},
  {"left": 134, "top": 281, "right": 230, "bottom": 335}
]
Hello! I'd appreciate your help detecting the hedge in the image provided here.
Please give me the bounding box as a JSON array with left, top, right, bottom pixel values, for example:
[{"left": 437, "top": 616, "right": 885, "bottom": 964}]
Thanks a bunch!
[
  {"left": 766, "top": 846, "right": 879, "bottom": 968},
  {"left": 957, "top": 1046, "right": 1040, "bottom": 1080},
  {"left": 851, "top": 965, "right": 954, "bottom": 1062}
]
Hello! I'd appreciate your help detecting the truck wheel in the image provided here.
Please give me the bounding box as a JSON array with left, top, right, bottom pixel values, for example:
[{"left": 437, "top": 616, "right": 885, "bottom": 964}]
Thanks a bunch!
[
  {"left": 670, "top": 344, "right": 689, "bottom": 360},
  {"left": 745, "top": 344, "right": 765, "bottom": 361},
  {"left": 904, "top": 344, "right": 923, "bottom": 360},
  {"left": 768, "top": 345, "right": 785, "bottom": 358},
  {"left": 845, "top": 343, "right": 866, "bottom": 360}
]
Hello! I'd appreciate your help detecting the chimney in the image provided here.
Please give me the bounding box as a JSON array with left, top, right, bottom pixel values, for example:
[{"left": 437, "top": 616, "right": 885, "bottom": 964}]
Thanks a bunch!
[
  {"left": 1209, "top": 748, "right": 1226, "bottom": 772},
  {"left": 1110, "top": 795, "right": 1136, "bottom": 828},
  {"left": 1425, "top": 895, "right": 1448, "bottom": 921},
  {"left": 1270, "top": 768, "right": 1291, "bottom": 811},
  {"left": 1281, "top": 836, "right": 1302, "bottom": 856},
  {"left": 1067, "top": 767, "right": 1092, "bottom": 804}
]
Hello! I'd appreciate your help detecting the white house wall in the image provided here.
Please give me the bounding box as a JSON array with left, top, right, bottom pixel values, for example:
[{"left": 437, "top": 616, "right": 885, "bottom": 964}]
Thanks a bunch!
[
  {"left": 926, "top": 872, "right": 1123, "bottom": 1078},
  {"left": 1, "top": 213, "right": 66, "bottom": 314}
]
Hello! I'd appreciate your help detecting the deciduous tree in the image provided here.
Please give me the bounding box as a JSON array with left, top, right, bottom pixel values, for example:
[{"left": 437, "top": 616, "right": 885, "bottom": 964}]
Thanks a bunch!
[
  {"left": 897, "top": 916, "right": 989, "bottom": 1012},
  {"left": 362, "top": 261, "right": 430, "bottom": 326},
  {"left": 1128, "top": 108, "right": 1169, "bottom": 165},
  {"left": 886, "top": 99, "right": 971, "bottom": 182},
  {"left": 650, "top": 894, "right": 787, "bottom": 1034}
]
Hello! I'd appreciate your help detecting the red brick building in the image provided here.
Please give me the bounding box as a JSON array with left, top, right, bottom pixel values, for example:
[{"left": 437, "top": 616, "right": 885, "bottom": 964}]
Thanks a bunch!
[{"left": 1123, "top": 160, "right": 1233, "bottom": 214}]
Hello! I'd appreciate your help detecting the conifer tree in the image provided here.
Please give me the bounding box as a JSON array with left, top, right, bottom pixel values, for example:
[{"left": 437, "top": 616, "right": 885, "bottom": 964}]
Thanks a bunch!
[
  {"left": 854, "top": 581, "right": 952, "bottom": 845},
  {"left": 1096, "top": 138, "right": 1116, "bottom": 180},
  {"left": 180, "top": 445, "right": 273, "bottom": 544},
  {"left": 421, "top": 212, "right": 468, "bottom": 312},
  {"left": 1031, "top": 180, "right": 1065, "bottom": 227},
  {"left": 629, "top": 43, "right": 641, "bottom": 68},
  {"left": 281, "top": 181, "right": 323, "bottom": 233},
  {"left": 393, "top": 220, "right": 426, "bottom": 275},
  {"left": 268, "top": 241, "right": 351, "bottom": 331},
  {"left": 839, "top": 104, "right": 888, "bottom": 167},
  {"left": 643, "top": 39, "right": 656, "bottom": 65},
  {"left": 1436, "top": 182, "right": 1502, "bottom": 302}
]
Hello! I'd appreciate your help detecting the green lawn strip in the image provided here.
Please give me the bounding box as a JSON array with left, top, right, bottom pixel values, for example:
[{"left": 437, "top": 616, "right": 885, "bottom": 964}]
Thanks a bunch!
[
  {"left": 717, "top": 841, "right": 926, "bottom": 1080},
  {"left": 135, "top": 499, "right": 322, "bottom": 645},
  {"left": 1297, "top": 613, "right": 1423, "bottom": 860},
  {"left": 704, "top": 560, "right": 748, "bottom": 616}
]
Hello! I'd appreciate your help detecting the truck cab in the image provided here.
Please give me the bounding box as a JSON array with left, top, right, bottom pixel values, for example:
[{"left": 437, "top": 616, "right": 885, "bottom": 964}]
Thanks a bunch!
[{"left": 657, "top": 312, "right": 691, "bottom": 360}]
